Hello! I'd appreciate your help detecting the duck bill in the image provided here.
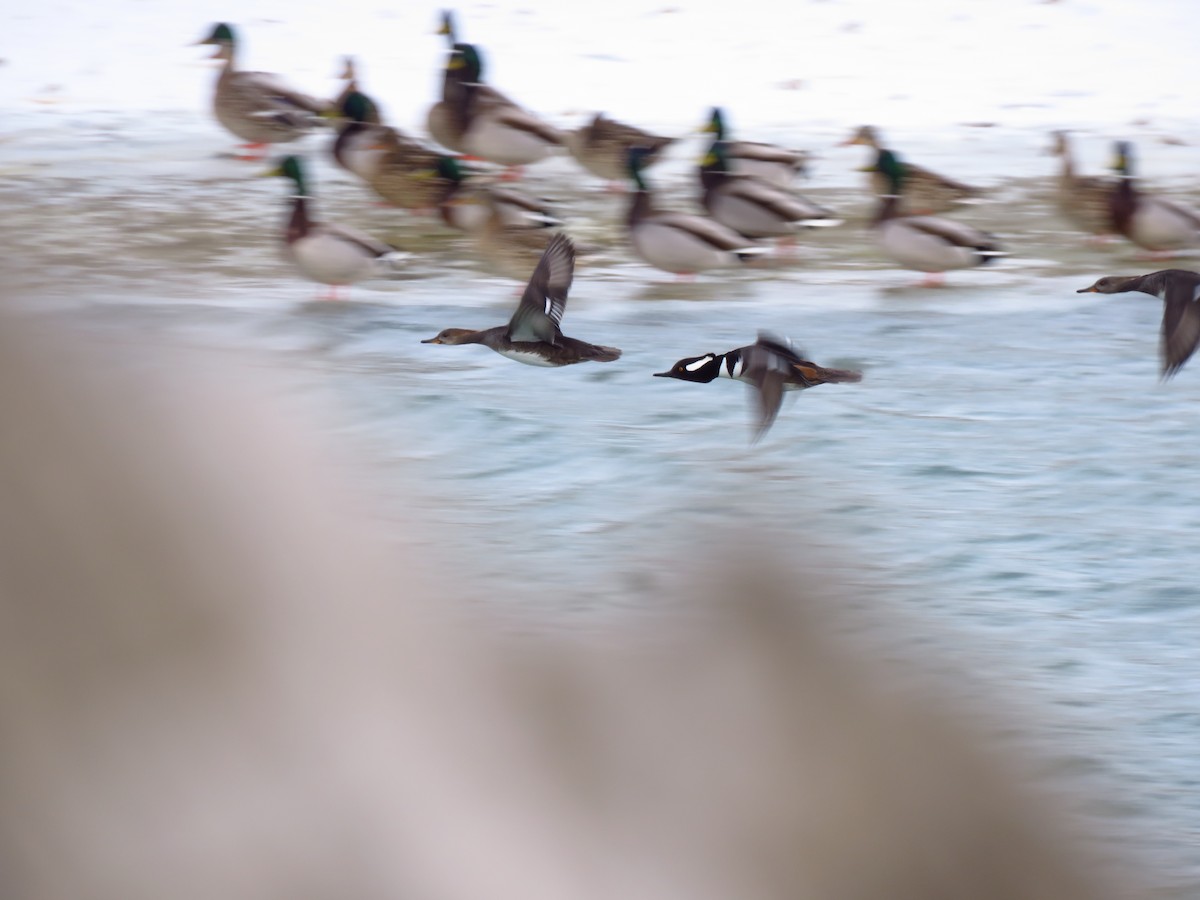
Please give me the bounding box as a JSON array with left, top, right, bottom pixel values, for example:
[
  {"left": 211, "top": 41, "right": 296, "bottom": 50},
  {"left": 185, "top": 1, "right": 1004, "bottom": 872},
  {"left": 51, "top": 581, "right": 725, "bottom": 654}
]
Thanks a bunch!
[
  {"left": 1076, "top": 286, "right": 1098, "bottom": 294},
  {"left": 652, "top": 371, "right": 675, "bottom": 378},
  {"left": 421, "top": 337, "right": 443, "bottom": 344}
]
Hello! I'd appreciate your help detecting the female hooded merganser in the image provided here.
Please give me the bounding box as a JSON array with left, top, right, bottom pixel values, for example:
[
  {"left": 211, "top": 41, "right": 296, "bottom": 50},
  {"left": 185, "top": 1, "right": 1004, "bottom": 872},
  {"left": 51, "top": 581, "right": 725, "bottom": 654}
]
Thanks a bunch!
[
  {"left": 1077, "top": 269, "right": 1200, "bottom": 378},
  {"left": 654, "top": 332, "right": 862, "bottom": 441},
  {"left": 262, "top": 155, "right": 405, "bottom": 298},
  {"left": 872, "top": 149, "right": 1003, "bottom": 285},
  {"left": 421, "top": 234, "right": 620, "bottom": 366}
]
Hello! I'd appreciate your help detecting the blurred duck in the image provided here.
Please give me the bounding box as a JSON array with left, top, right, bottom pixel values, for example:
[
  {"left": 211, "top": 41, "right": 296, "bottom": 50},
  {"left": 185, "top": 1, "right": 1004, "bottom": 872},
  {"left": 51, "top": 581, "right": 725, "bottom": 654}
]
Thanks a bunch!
[
  {"left": 564, "top": 113, "right": 675, "bottom": 187},
  {"left": 470, "top": 190, "right": 565, "bottom": 282},
  {"left": 654, "top": 332, "right": 862, "bottom": 442},
  {"left": 1046, "top": 130, "right": 1113, "bottom": 238},
  {"left": 434, "top": 157, "right": 561, "bottom": 233},
  {"left": 1108, "top": 141, "right": 1200, "bottom": 255},
  {"left": 627, "top": 147, "right": 767, "bottom": 277},
  {"left": 194, "top": 23, "right": 329, "bottom": 160},
  {"left": 703, "top": 108, "right": 808, "bottom": 187},
  {"left": 431, "top": 43, "right": 564, "bottom": 169},
  {"left": 842, "top": 125, "right": 979, "bottom": 214},
  {"left": 330, "top": 57, "right": 382, "bottom": 125},
  {"left": 422, "top": 234, "right": 620, "bottom": 365},
  {"left": 1078, "top": 270, "right": 1200, "bottom": 378},
  {"left": 262, "top": 156, "right": 405, "bottom": 298},
  {"left": 699, "top": 142, "right": 840, "bottom": 240},
  {"left": 332, "top": 91, "right": 453, "bottom": 210},
  {"left": 872, "top": 149, "right": 1003, "bottom": 285}
]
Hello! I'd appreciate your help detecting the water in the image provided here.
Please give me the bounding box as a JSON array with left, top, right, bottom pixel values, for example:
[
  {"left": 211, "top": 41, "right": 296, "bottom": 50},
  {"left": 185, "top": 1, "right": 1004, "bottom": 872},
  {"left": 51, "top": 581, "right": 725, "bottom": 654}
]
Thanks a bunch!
[{"left": 4, "top": 0, "right": 1200, "bottom": 892}]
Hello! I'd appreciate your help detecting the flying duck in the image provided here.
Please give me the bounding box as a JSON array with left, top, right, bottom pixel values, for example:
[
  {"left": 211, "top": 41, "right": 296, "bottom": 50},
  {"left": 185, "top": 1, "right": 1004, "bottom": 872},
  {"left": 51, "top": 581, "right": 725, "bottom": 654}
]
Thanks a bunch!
[
  {"left": 1077, "top": 269, "right": 1200, "bottom": 378},
  {"left": 421, "top": 234, "right": 620, "bottom": 365},
  {"left": 654, "top": 332, "right": 862, "bottom": 441}
]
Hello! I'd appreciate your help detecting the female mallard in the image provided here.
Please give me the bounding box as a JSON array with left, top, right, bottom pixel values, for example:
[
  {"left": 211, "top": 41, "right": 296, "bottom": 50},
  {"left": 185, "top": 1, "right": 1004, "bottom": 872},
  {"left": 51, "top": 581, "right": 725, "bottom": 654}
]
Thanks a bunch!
[
  {"left": 627, "top": 147, "right": 766, "bottom": 276},
  {"left": 262, "top": 155, "right": 405, "bottom": 298},
  {"left": 872, "top": 149, "right": 1003, "bottom": 285},
  {"left": 422, "top": 234, "right": 620, "bottom": 365},
  {"left": 428, "top": 43, "right": 562, "bottom": 168},
  {"left": 564, "top": 113, "right": 675, "bottom": 186},
  {"left": 194, "top": 23, "right": 329, "bottom": 160},
  {"left": 842, "top": 125, "right": 979, "bottom": 214},
  {"left": 699, "top": 142, "right": 840, "bottom": 239},
  {"left": 469, "top": 189, "right": 566, "bottom": 282},
  {"left": 1109, "top": 141, "right": 1200, "bottom": 255},
  {"left": 702, "top": 108, "right": 808, "bottom": 187},
  {"left": 1077, "top": 269, "right": 1200, "bottom": 378},
  {"left": 1046, "top": 130, "right": 1113, "bottom": 238}
]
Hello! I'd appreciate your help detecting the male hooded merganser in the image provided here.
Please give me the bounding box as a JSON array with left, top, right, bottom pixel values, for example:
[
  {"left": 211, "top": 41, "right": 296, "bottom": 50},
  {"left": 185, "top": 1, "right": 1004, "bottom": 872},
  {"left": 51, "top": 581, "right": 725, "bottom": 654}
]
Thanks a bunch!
[
  {"left": 1077, "top": 269, "right": 1200, "bottom": 378},
  {"left": 421, "top": 234, "right": 620, "bottom": 366},
  {"left": 654, "top": 332, "right": 862, "bottom": 441}
]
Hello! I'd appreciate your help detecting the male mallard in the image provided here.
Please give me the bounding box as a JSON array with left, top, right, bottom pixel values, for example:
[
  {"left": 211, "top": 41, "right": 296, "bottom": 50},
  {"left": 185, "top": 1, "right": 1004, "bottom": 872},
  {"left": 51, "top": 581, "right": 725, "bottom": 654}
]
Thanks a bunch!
[
  {"left": 564, "top": 113, "right": 675, "bottom": 186},
  {"left": 430, "top": 43, "right": 563, "bottom": 169},
  {"left": 842, "top": 125, "right": 979, "bottom": 213},
  {"left": 422, "top": 234, "right": 620, "bottom": 365},
  {"left": 872, "top": 149, "right": 1003, "bottom": 285},
  {"left": 434, "top": 157, "right": 561, "bottom": 233},
  {"left": 699, "top": 142, "right": 840, "bottom": 239},
  {"left": 627, "top": 147, "right": 766, "bottom": 276},
  {"left": 1078, "top": 270, "right": 1200, "bottom": 378},
  {"left": 262, "top": 155, "right": 405, "bottom": 298},
  {"left": 1045, "top": 130, "right": 1113, "bottom": 238},
  {"left": 1109, "top": 142, "right": 1200, "bottom": 255},
  {"left": 194, "top": 23, "right": 329, "bottom": 160},
  {"left": 330, "top": 56, "right": 382, "bottom": 125},
  {"left": 654, "top": 332, "right": 862, "bottom": 442},
  {"left": 703, "top": 108, "right": 808, "bottom": 187},
  {"left": 332, "top": 90, "right": 454, "bottom": 209}
]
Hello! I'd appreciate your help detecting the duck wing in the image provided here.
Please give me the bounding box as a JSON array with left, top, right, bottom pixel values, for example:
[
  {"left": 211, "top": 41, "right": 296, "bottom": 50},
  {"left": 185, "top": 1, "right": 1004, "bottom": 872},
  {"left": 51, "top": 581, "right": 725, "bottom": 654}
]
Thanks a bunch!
[
  {"left": 236, "top": 71, "right": 330, "bottom": 118},
  {"left": 904, "top": 216, "right": 999, "bottom": 252},
  {"left": 1160, "top": 273, "right": 1200, "bottom": 378},
  {"left": 739, "top": 333, "right": 807, "bottom": 441},
  {"left": 316, "top": 223, "right": 398, "bottom": 259},
  {"left": 507, "top": 233, "right": 575, "bottom": 344},
  {"left": 651, "top": 211, "right": 756, "bottom": 253}
]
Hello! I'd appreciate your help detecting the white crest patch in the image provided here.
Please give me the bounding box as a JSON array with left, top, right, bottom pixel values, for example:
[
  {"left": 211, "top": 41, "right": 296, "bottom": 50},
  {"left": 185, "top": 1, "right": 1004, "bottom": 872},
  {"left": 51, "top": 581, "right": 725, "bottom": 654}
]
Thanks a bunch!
[{"left": 685, "top": 356, "right": 713, "bottom": 372}]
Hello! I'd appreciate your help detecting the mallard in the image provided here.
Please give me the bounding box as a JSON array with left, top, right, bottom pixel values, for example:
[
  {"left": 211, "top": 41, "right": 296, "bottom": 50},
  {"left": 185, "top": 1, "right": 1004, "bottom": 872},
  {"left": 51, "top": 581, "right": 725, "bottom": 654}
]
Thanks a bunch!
[
  {"left": 261, "top": 156, "right": 405, "bottom": 298},
  {"left": 1045, "top": 130, "right": 1113, "bottom": 237},
  {"left": 433, "top": 44, "right": 563, "bottom": 169},
  {"left": 842, "top": 125, "right": 979, "bottom": 214},
  {"left": 702, "top": 108, "right": 808, "bottom": 187},
  {"left": 872, "top": 149, "right": 1003, "bottom": 285},
  {"left": 1109, "top": 142, "right": 1200, "bottom": 255},
  {"left": 434, "top": 157, "right": 561, "bottom": 233},
  {"left": 699, "top": 142, "right": 840, "bottom": 239},
  {"left": 627, "top": 147, "right": 766, "bottom": 276},
  {"left": 332, "top": 90, "right": 454, "bottom": 209},
  {"left": 330, "top": 56, "right": 382, "bottom": 125},
  {"left": 1078, "top": 269, "right": 1200, "bottom": 378},
  {"left": 654, "top": 332, "right": 862, "bottom": 442},
  {"left": 563, "top": 113, "right": 675, "bottom": 186},
  {"left": 422, "top": 234, "right": 620, "bottom": 365},
  {"left": 194, "top": 23, "right": 329, "bottom": 160}
]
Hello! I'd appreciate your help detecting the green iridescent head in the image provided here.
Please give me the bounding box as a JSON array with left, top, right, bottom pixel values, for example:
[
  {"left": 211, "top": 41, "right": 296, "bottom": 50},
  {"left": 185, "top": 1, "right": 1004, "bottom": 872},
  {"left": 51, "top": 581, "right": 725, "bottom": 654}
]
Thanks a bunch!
[
  {"left": 436, "top": 156, "right": 465, "bottom": 182},
  {"left": 262, "top": 155, "right": 308, "bottom": 194},
  {"left": 341, "top": 91, "right": 378, "bottom": 124},
  {"left": 705, "top": 107, "right": 727, "bottom": 139},
  {"left": 1111, "top": 140, "right": 1133, "bottom": 176},
  {"left": 456, "top": 43, "right": 483, "bottom": 80},
  {"left": 199, "top": 22, "right": 235, "bottom": 46},
  {"left": 876, "top": 148, "right": 905, "bottom": 193}
]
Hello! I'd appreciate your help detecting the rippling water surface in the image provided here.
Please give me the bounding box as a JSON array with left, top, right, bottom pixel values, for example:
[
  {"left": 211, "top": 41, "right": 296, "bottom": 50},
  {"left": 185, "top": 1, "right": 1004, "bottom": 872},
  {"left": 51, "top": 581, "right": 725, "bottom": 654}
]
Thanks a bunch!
[{"left": 5, "top": 1, "right": 1200, "bottom": 890}]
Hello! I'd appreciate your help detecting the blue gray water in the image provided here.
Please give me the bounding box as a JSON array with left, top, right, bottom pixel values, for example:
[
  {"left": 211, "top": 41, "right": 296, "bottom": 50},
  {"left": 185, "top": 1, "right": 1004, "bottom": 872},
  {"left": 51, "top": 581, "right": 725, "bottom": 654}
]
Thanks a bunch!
[{"left": 3, "top": 114, "right": 1200, "bottom": 892}]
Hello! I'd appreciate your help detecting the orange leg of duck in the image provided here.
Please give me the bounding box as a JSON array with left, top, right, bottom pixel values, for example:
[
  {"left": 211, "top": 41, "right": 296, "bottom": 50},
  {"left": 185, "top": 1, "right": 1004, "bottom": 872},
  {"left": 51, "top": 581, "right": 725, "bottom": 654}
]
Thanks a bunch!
[
  {"left": 500, "top": 166, "right": 526, "bottom": 182},
  {"left": 234, "top": 142, "right": 269, "bottom": 161},
  {"left": 919, "top": 272, "right": 946, "bottom": 288}
]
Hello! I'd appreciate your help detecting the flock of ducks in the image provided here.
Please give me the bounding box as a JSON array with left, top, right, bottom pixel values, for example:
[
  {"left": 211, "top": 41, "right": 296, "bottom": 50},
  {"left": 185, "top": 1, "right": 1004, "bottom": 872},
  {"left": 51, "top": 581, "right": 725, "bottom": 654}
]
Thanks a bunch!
[{"left": 194, "top": 16, "right": 1200, "bottom": 438}]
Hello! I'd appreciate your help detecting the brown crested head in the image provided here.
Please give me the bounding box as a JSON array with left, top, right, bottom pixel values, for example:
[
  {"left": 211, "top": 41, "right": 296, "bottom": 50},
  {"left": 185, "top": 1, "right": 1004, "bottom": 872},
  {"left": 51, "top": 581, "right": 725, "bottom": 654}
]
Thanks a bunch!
[
  {"left": 421, "top": 328, "right": 478, "bottom": 345},
  {"left": 840, "top": 125, "right": 879, "bottom": 148}
]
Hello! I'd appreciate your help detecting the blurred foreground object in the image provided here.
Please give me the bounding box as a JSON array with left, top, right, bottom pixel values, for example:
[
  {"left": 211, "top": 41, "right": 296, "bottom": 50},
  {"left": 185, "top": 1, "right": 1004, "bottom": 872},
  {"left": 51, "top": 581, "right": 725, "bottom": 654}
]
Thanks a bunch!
[{"left": 0, "top": 313, "right": 1146, "bottom": 900}]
